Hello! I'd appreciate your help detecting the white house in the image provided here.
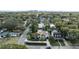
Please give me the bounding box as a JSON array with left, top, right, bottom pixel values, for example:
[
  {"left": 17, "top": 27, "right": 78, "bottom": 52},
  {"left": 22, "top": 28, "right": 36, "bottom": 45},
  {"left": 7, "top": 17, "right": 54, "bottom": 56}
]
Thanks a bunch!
[
  {"left": 9, "top": 32, "right": 20, "bottom": 37},
  {"left": 51, "top": 30, "right": 58, "bottom": 37},
  {"left": 44, "top": 31, "right": 49, "bottom": 38},
  {"left": 38, "top": 22, "right": 45, "bottom": 29},
  {"left": 50, "top": 24, "right": 56, "bottom": 28}
]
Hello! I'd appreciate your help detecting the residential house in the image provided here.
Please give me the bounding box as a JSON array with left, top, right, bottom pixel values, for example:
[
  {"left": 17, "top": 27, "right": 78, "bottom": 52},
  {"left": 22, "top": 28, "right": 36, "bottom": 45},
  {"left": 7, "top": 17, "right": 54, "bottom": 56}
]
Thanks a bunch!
[
  {"left": 50, "top": 23, "right": 56, "bottom": 29},
  {"left": 37, "top": 30, "right": 49, "bottom": 40},
  {"left": 51, "top": 29, "right": 63, "bottom": 40},
  {"left": 38, "top": 22, "right": 45, "bottom": 30},
  {"left": 61, "top": 16, "right": 69, "bottom": 22},
  {"left": 9, "top": 32, "right": 20, "bottom": 37},
  {"left": 51, "top": 30, "right": 58, "bottom": 37},
  {"left": 39, "top": 16, "right": 45, "bottom": 22},
  {"left": 0, "top": 28, "right": 7, "bottom": 33},
  {"left": 0, "top": 31, "right": 21, "bottom": 39},
  {"left": 0, "top": 32, "right": 9, "bottom": 38}
]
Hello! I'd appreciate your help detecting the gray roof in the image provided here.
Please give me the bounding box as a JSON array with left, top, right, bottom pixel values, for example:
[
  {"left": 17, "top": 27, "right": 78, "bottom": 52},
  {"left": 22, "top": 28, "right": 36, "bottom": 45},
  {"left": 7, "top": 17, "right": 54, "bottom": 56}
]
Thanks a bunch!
[
  {"left": 0, "top": 32, "right": 20, "bottom": 36},
  {"left": 0, "top": 32, "right": 9, "bottom": 36}
]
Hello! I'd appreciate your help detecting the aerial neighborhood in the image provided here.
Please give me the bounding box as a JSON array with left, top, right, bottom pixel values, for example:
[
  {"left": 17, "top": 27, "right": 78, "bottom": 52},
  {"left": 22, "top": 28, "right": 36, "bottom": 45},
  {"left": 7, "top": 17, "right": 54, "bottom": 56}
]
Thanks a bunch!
[{"left": 0, "top": 11, "right": 79, "bottom": 49}]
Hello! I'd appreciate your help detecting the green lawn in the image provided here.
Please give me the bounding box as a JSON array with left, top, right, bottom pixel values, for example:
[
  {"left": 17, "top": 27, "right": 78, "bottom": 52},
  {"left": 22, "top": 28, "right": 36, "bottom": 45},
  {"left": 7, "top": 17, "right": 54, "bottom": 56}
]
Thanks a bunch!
[
  {"left": 0, "top": 37, "right": 27, "bottom": 49},
  {"left": 58, "top": 40, "right": 65, "bottom": 46},
  {"left": 0, "top": 37, "right": 19, "bottom": 44},
  {"left": 49, "top": 39, "right": 60, "bottom": 46},
  {"left": 0, "top": 44, "right": 27, "bottom": 49},
  {"left": 67, "top": 39, "right": 79, "bottom": 46}
]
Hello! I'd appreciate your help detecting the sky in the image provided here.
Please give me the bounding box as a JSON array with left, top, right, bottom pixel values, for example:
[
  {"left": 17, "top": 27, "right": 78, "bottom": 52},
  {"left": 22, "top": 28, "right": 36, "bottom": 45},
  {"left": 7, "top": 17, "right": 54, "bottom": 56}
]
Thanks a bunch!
[{"left": 0, "top": 0, "right": 79, "bottom": 11}]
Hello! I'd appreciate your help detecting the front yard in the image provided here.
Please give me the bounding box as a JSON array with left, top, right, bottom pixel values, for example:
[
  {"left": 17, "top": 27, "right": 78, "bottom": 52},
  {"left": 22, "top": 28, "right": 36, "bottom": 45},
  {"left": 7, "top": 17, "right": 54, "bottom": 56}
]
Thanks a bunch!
[
  {"left": 0, "top": 37, "right": 27, "bottom": 49},
  {"left": 0, "top": 37, "right": 19, "bottom": 44},
  {"left": 49, "top": 38, "right": 60, "bottom": 46},
  {"left": 67, "top": 39, "right": 79, "bottom": 46}
]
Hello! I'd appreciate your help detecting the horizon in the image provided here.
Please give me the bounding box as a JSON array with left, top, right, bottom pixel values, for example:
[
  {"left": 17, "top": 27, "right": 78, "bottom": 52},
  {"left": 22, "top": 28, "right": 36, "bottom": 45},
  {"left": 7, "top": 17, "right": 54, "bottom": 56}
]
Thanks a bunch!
[{"left": 1, "top": 10, "right": 79, "bottom": 12}]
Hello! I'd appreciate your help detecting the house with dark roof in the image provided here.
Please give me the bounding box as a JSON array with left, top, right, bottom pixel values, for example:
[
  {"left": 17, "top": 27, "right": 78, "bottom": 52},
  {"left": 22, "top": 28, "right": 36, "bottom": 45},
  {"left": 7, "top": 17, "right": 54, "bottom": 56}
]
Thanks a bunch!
[
  {"left": 53, "top": 32, "right": 63, "bottom": 40},
  {"left": 61, "top": 16, "right": 69, "bottom": 22},
  {"left": 51, "top": 29, "right": 63, "bottom": 40}
]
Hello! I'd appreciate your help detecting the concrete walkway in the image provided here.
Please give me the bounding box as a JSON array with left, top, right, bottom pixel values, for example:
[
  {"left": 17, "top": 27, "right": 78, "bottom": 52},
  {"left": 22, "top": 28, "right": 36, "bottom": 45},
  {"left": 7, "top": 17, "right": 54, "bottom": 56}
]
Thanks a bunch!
[
  {"left": 63, "top": 39, "right": 69, "bottom": 46},
  {"left": 46, "top": 39, "right": 51, "bottom": 47},
  {"left": 57, "top": 40, "right": 62, "bottom": 48}
]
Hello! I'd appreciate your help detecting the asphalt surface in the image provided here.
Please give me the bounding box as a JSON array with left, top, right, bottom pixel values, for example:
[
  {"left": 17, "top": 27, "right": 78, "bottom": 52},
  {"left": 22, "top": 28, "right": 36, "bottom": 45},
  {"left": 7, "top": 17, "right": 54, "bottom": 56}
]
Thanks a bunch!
[{"left": 18, "top": 24, "right": 31, "bottom": 45}]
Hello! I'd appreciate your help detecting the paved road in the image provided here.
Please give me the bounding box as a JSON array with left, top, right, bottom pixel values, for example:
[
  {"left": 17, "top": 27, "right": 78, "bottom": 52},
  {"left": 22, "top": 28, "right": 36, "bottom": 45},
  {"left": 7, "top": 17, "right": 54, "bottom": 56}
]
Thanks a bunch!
[
  {"left": 18, "top": 24, "right": 31, "bottom": 45},
  {"left": 23, "top": 20, "right": 27, "bottom": 26}
]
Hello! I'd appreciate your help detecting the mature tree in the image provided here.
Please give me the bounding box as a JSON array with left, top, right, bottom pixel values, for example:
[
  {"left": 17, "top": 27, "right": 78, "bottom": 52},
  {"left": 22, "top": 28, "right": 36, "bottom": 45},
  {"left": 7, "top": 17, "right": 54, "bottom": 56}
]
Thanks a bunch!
[
  {"left": 2, "top": 19, "right": 17, "bottom": 31},
  {"left": 2, "top": 17, "right": 24, "bottom": 31},
  {"left": 30, "top": 19, "right": 38, "bottom": 33},
  {"left": 60, "top": 27, "right": 69, "bottom": 38}
]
